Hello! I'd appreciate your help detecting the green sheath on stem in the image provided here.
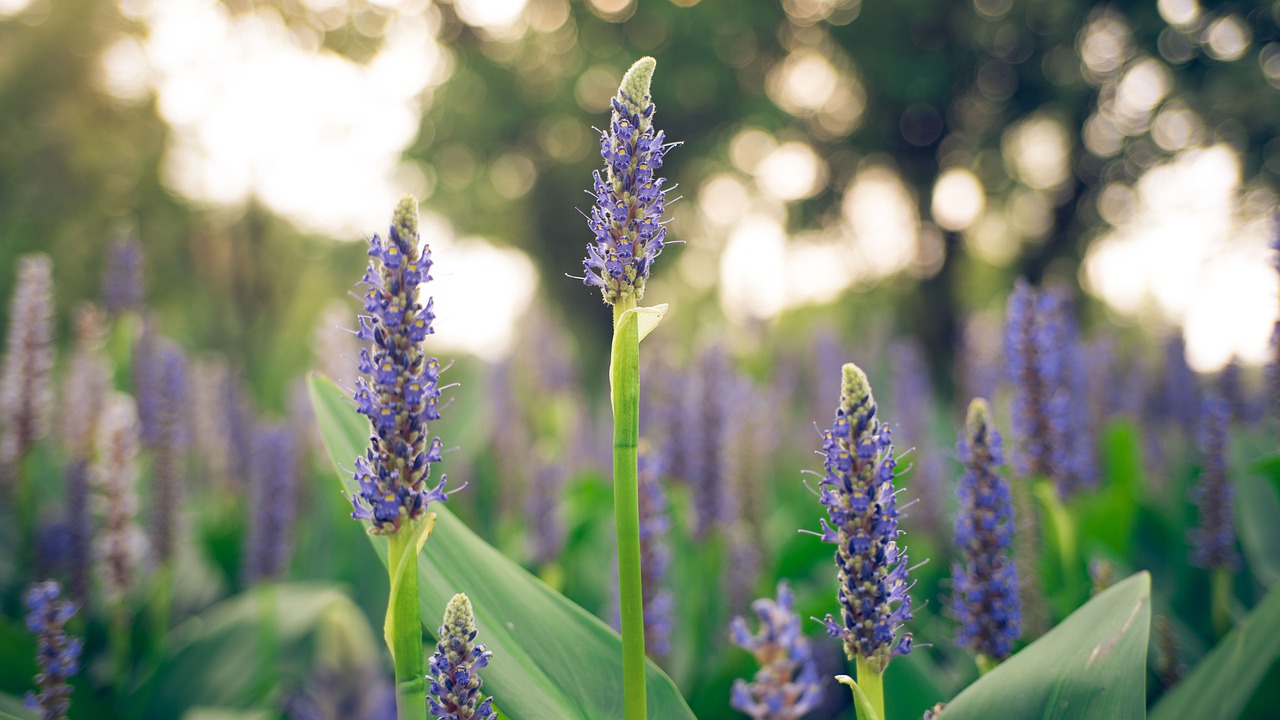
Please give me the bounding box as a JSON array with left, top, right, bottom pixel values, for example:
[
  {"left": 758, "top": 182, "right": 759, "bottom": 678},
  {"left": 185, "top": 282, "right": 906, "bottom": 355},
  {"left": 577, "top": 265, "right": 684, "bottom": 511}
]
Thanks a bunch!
[
  {"left": 611, "top": 298, "right": 647, "bottom": 720},
  {"left": 854, "top": 657, "right": 886, "bottom": 720},
  {"left": 387, "top": 525, "right": 427, "bottom": 720}
]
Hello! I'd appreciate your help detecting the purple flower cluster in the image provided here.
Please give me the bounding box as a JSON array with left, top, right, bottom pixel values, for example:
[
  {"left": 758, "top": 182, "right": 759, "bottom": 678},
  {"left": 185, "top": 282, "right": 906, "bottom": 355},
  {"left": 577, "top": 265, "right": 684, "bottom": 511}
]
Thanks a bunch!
[
  {"left": 887, "top": 339, "right": 944, "bottom": 536},
  {"left": 1189, "top": 395, "right": 1237, "bottom": 571},
  {"left": 244, "top": 423, "right": 299, "bottom": 583},
  {"left": 102, "top": 235, "right": 144, "bottom": 315},
  {"left": 23, "top": 581, "right": 81, "bottom": 720},
  {"left": 1003, "top": 279, "right": 1095, "bottom": 497},
  {"left": 637, "top": 452, "right": 673, "bottom": 657},
  {"left": 93, "top": 393, "right": 146, "bottom": 604},
  {"left": 428, "top": 593, "right": 496, "bottom": 720},
  {"left": 815, "top": 363, "right": 913, "bottom": 672},
  {"left": 351, "top": 197, "right": 454, "bottom": 535},
  {"left": 0, "top": 254, "right": 55, "bottom": 478},
  {"left": 581, "top": 57, "right": 676, "bottom": 307},
  {"left": 952, "top": 399, "right": 1021, "bottom": 661},
  {"left": 729, "top": 581, "right": 823, "bottom": 720},
  {"left": 141, "top": 341, "right": 189, "bottom": 564}
]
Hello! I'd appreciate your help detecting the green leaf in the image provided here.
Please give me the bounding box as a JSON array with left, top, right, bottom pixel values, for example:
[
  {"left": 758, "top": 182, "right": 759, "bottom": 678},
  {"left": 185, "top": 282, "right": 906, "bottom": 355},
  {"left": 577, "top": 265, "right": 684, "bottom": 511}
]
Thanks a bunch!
[
  {"left": 940, "top": 572, "right": 1151, "bottom": 720},
  {"left": 0, "top": 694, "right": 37, "bottom": 720},
  {"left": 139, "top": 583, "right": 378, "bottom": 719},
  {"left": 1149, "top": 583, "right": 1280, "bottom": 720},
  {"left": 837, "top": 674, "right": 882, "bottom": 720},
  {"left": 1236, "top": 470, "right": 1280, "bottom": 589},
  {"left": 1076, "top": 421, "right": 1142, "bottom": 556},
  {"left": 308, "top": 374, "right": 696, "bottom": 720}
]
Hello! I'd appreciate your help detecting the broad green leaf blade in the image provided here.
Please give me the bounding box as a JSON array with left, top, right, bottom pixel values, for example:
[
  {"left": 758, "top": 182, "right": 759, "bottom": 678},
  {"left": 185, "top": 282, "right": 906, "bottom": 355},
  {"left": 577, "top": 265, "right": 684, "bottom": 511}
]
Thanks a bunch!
[
  {"left": 308, "top": 375, "right": 696, "bottom": 720},
  {"left": 0, "top": 694, "right": 37, "bottom": 720},
  {"left": 1149, "top": 584, "right": 1280, "bottom": 720},
  {"left": 1236, "top": 471, "right": 1280, "bottom": 589},
  {"left": 140, "top": 583, "right": 377, "bottom": 719},
  {"left": 941, "top": 571, "right": 1151, "bottom": 720}
]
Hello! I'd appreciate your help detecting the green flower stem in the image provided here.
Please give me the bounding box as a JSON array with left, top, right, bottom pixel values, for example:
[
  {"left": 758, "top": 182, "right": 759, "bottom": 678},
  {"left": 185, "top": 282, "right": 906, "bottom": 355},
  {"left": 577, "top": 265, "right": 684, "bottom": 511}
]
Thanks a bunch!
[
  {"left": 387, "top": 524, "right": 427, "bottom": 720},
  {"left": 255, "top": 583, "right": 280, "bottom": 706},
  {"left": 1211, "top": 569, "right": 1232, "bottom": 636},
  {"left": 611, "top": 297, "right": 647, "bottom": 720},
  {"left": 854, "top": 657, "right": 886, "bottom": 720},
  {"left": 109, "top": 602, "right": 130, "bottom": 694}
]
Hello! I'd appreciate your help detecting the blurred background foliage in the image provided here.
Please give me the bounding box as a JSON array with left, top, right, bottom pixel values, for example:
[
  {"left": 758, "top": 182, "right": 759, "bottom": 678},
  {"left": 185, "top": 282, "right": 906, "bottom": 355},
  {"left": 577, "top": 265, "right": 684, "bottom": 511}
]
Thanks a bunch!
[{"left": 1, "top": 0, "right": 1280, "bottom": 718}]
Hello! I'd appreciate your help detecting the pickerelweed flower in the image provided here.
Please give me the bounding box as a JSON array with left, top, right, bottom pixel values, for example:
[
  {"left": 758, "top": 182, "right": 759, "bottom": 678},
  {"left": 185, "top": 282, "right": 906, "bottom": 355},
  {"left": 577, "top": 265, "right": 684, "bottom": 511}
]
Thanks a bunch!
[
  {"left": 23, "top": 580, "right": 81, "bottom": 720},
  {"left": 580, "top": 56, "right": 677, "bottom": 308},
  {"left": 427, "top": 593, "right": 496, "bottom": 720},
  {"left": 61, "top": 305, "right": 110, "bottom": 604},
  {"left": 93, "top": 393, "right": 147, "bottom": 604},
  {"left": 951, "top": 398, "right": 1021, "bottom": 662},
  {"left": 244, "top": 422, "right": 298, "bottom": 583},
  {"left": 729, "top": 580, "right": 823, "bottom": 720},
  {"left": 888, "top": 339, "right": 944, "bottom": 536},
  {"left": 1004, "top": 279, "right": 1057, "bottom": 481},
  {"left": 637, "top": 452, "right": 673, "bottom": 657},
  {"left": 102, "top": 235, "right": 144, "bottom": 316},
  {"left": 815, "top": 363, "right": 913, "bottom": 673},
  {"left": 146, "top": 341, "right": 189, "bottom": 565},
  {"left": 1189, "top": 395, "right": 1237, "bottom": 571},
  {"left": 1156, "top": 334, "right": 1201, "bottom": 438},
  {"left": 351, "top": 196, "right": 455, "bottom": 534},
  {"left": 685, "top": 345, "right": 737, "bottom": 539},
  {"left": 526, "top": 458, "right": 566, "bottom": 567},
  {"left": 1, "top": 254, "right": 55, "bottom": 482}
]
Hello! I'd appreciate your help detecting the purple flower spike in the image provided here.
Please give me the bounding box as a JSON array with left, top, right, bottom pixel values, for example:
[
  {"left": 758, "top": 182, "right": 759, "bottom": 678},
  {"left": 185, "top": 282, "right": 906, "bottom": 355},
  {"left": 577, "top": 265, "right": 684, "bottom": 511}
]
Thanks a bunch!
[
  {"left": 244, "top": 422, "right": 299, "bottom": 583},
  {"left": 813, "top": 363, "right": 913, "bottom": 673},
  {"left": 102, "top": 235, "right": 144, "bottom": 315},
  {"left": 1, "top": 254, "right": 55, "bottom": 480},
  {"left": 580, "top": 57, "right": 678, "bottom": 307},
  {"left": 350, "top": 197, "right": 455, "bottom": 535},
  {"left": 427, "top": 593, "right": 496, "bottom": 720},
  {"left": 952, "top": 399, "right": 1021, "bottom": 662},
  {"left": 1190, "top": 395, "right": 1237, "bottom": 571},
  {"left": 23, "top": 580, "right": 81, "bottom": 720},
  {"left": 729, "top": 581, "right": 824, "bottom": 720}
]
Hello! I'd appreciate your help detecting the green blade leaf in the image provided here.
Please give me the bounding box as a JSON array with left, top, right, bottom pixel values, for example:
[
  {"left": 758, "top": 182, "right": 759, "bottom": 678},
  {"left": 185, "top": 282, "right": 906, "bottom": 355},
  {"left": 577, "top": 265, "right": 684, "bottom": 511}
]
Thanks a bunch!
[
  {"left": 139, "top": 583, "right": 379, "bottom": 719},
  {"left": 940, "top": 571, "right": 1151, "bottom": 720},
  {"left": 836, "top": 674, "right": 882, "bottom": 720},
  {"left": 308, "top": 374, "right": 696, "bottom": 720},
  {"left": 1236, "top": 470, "right": 1280, "bottom": 589},
  {"left": 1149, "top": 583, "right": 1280, "bottom": 720}
]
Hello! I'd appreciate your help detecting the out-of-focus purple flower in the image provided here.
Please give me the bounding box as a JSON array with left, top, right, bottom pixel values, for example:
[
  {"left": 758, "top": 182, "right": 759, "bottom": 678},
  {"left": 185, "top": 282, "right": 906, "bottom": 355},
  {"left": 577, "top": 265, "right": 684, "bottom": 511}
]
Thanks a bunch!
[
  {"left": 952, "top": 399, "right": 1021, "bottom": 662},
  {"left": 1, "top": 254, "right": 55, "bottom": 481},
  {"left": 102, "top": 235, "right": 144, "bottom": 315},
  {"left": 887, "top": 339, "right": 944, "bottom": 536},
  {"left": 526, "top": 458, "right": 566, "bottom": 567},
  {"left": 350, "top": 197, "right": 456, "bottom": 535},
  {"left": 580, "top": 57, "right": 676, "bottom": 307},
  {"left": 1155, "top": 334, "right": 1201, "bottom": 436},
  {"left": 61, "top": 305, "right": 110, "bottom": 604},
  {"left": 285, "top": 664, "right": 396, "bottom": 720},
  {"left": 1189, "top": 395, "right": 1237, "bottom": 571},
  {"left": 22, "top": 580, "right": 81, "bottom": 720},
  {"left": 638, "top": 452, "right": 673, "bottom": 657},
  {"left": 684, "top": 346, "right": 738, "bottom": 539},
  {"left": 93, "top": 393, "right": 147, "bottom": 604},
  {"left": 814, "top": 363, "right": 913, "bottom": 672},
  {"left": 1216, "top": 357, "right": 1264, "bottom": 425},
  {"left": 957, "top": 315, "right": 1001, "bottom": 416},
  {"left": 244, "top": 422, "right": 299, "bottom": 584},
  {"left": 729, "top": 581, "right": 823, "bottom": 720},
  {"left": 1004, "top": 280, "right": 1093, "bottom": 497},
  {"left": 427, "top": 593, "right": 496, "bottom": 720},
  {"left": 145, "top": 342, "right": 189, "bottom": 565}
]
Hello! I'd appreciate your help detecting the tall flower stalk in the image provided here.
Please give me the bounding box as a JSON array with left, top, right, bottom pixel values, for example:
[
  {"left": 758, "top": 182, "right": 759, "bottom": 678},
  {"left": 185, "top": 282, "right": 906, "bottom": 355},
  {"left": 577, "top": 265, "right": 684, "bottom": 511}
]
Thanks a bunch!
[
  {"left": 813, "top": 363, "right": 912, "bottom": 720},
  {"left": 1, "top": 254, "right": 55, "bottom": 499},
  {"left": 427, "top": 593, "right": 496, "bottom": 720},
  {"left": 952, "top": 399, "right": 1020, "bottom": 670},
  {"left": 23, "top": 580, "right": 81, "bottom": 720},
  {"left": 1190, "top": 394, "right": 1236, "bottom": 634},
  {"left": 729, "top": 581, "right": 823, "bottom": 719},
  {"left": 577, "top": 55, "right": 676, "bottom": 720},
  {"left": 351, "top": 196, "right": 456, "bottom": 720}
]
